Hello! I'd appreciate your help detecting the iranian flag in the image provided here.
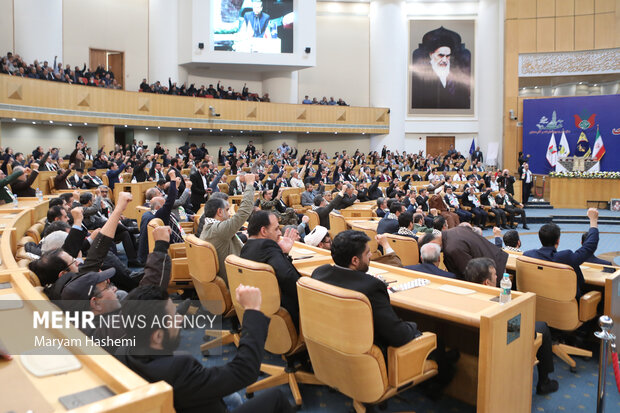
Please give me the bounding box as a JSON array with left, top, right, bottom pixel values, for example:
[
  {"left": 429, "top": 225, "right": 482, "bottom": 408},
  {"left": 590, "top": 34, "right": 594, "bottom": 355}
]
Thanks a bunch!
[{"left": 592, "top": 128, "right": 605, "bottom": 161}]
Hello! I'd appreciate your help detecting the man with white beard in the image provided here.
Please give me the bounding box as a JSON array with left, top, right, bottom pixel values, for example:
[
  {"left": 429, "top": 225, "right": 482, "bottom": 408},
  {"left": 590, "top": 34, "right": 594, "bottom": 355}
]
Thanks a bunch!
[{"left": 411, "top": 26, "right": 471, "bottom": 109}]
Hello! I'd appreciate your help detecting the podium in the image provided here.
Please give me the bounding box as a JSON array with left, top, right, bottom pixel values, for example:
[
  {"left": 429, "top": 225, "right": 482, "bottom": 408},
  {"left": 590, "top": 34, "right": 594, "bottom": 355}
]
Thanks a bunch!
[
  {"left": 557, "top": 156, "right": 598, "bottom": 172},
  {"left": 114, "top": 181, "right": 155, "bottom": 219}
]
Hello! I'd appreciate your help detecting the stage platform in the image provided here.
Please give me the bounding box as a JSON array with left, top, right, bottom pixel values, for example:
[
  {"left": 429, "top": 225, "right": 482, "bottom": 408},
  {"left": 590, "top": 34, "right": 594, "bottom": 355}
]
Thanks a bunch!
[{"left": 550, "top": 177, "right": 620, "bottom": 209}]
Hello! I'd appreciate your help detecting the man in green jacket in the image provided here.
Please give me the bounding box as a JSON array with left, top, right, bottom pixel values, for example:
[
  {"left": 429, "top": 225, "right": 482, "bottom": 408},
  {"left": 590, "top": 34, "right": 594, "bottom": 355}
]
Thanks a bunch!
[
  {"left": 0, "top": 169, "right": 24, "bottom": 204},
  {"left": 199, "top": 173, "right": 256, "bottom": 284}
]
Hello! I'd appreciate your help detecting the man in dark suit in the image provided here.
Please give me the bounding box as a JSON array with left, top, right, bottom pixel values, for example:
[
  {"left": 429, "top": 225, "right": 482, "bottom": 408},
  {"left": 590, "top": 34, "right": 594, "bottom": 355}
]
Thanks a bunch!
[
  {"left": 406, "top": 240, "right": 456, "bottom": 278},
  {"left": 11, "top": 164, "right": 39, "bottom": 197},
  {"left": 190, "top": 162, "right": 210, "bottom": 213},
  {"left": 497, "top": 169, "right": 516, "bottom": 196},
  {"left": 440, "top": 224, "right": 508, "bottom": 281},
  {"left": 69, "top": 168, "right": 85, "bottom": 189},
  {"left": 313, "top": 192, "right": 343, "bottom": 229},
  {"left": 524, "top": 209, "right": 599, "bottom": 299},
  {"left": 243, "top": 1, "right": 270, "bottom": 38},
  {"left": 520, "top": 162, "right": 533, "bottom": 205},
  {"left": 312, "top": 230, "right": 421, "bottom": 350},
  {"left": 495, "top": 187, "right": 529, "bottom": 229},
  {"left": 82, "top": 167, "right": 105, "bottom": 189},
  {"left": 54, "top": 166, "right": 74, "bottom": 190},
  {"left": 377, "top": 201, "right": 403, "bottom": 235},
  {"left": 148, "top": 161, "right": 166, "bottom": 182},
  {"left": 460, "top": 187, "right": 487, "bottom": 229},
  {"left": 166, "top": 158, "right": 185, "bottom": 195},
  {"left": 240, "top": 211, "right": 302, "bottom": 329},
  {"left": 118, "top": 284, "right": 294, "bottom": 413}
]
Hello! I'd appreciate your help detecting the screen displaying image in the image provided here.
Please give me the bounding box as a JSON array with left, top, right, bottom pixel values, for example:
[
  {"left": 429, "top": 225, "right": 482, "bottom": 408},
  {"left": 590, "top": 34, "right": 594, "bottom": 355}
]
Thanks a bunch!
[{"left": 213, "top": 0, "right": 294, "bottom": 54}]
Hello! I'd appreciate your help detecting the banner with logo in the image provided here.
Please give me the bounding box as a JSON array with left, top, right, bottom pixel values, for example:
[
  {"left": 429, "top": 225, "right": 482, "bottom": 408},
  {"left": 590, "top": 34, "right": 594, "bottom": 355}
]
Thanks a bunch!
[{"left": 522, "top": 94, "right": 620, "bottom": 174}]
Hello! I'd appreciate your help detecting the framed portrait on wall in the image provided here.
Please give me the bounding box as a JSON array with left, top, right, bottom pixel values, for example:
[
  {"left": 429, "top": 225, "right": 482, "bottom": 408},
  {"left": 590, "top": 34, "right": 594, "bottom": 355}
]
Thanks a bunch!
[
  {"left": 611, "top": 199, "right": 620, "bottom": 212},
  {"left": 408, "top": 20, "right": 475, "bottom": 116}
]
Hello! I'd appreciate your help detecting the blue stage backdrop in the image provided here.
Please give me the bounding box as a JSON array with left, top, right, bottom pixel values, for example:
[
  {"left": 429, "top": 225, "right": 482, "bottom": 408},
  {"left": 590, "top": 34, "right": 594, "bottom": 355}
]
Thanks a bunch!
[{"left": 522, "top": 94, "right": 620, "bottom": 174}]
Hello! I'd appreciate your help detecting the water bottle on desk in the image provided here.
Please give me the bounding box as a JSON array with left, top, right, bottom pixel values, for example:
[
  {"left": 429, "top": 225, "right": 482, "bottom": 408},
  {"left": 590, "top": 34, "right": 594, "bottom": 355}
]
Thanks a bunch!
[
  {"left": 499, "top": 273, "right": 512, "bottom": 304},
  {"left": 36, "top": 187, "right": 43, "bottom": 201},
  {"left": 12, "top": 194, "right": 18, "bottom": 209}
]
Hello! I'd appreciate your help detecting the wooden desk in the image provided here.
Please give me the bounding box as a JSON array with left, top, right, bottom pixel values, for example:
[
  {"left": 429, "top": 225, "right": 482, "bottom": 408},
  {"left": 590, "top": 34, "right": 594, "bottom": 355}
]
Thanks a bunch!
[
  {"left": 550, "top": 177, "right": 620, "bottom": 209},
  {"left": 293, "top": 258, "right": 536, "bottom": 412},
  {"left": 346, "top": 219, "right": 379, "bottom": 231},
  {"left": 114, "top": 182, "right": 155, "bottom": 220},
  {"left": 0, "top": 269, "right": 174, "bottom": 412}
]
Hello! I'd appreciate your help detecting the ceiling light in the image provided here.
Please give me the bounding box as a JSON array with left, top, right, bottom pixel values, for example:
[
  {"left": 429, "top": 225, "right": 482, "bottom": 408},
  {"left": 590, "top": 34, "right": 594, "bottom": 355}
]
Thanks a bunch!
[
  {"left": 124, "top": 125, "right": 127, "bottom": 128},
  {"left": 11, "top": 118, "right": 16, "bottom": 121},
  {"left": 146, "top": 127, "right": 149, "bottom": 130},
  {"left": 335, "top": 132, "right": 338, "bottom": 135},
  {"left": 32, "top": 121, "right": 36, "bottom": 124},
  {"left": 220, "top": 129, "right": 223, "bottom": 131},
  {"left": 178, "top": 128, "right": 181, "bottom": 131},
  {"left": 68, "top": 123, "right": 72, "bottom": 126},
  {"left": 209, "top": 130, "right": 213, "bottom": 132},
  {"left": 84, "top": 122, "right": 88, "bottom": 126},
  {"left": 240, "top": 131, "right": 243, "bottom": 133},
  {"left": 278, "top": 131, "right": 281, "bottom": 133},
  {"left": 362, "top": 132, "right": 365, "bottom": 135},
  {"left": 306, "top": 131, "right": 309, "bottom": 134},
  {"left": 157, "top": 126, "right": 160, "bottom": 129},
  {"left": 49, "top": 120, "right": 53, "bottom": 124},
  {"left": 189, "top": 127, "right": 192, "bottom": 130}
]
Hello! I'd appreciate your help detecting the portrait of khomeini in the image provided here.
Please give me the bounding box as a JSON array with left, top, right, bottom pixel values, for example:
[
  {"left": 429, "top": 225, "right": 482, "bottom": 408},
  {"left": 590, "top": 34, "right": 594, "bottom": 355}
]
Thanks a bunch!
[{"left": 411, "top": 26, "right": 471, "bottom": 110}]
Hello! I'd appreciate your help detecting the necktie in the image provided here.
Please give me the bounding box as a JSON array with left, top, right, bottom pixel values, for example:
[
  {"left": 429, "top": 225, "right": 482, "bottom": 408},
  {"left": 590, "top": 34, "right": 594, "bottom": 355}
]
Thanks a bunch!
[{"left": 253, "top": 16, "right": 261, "bottom": 36}]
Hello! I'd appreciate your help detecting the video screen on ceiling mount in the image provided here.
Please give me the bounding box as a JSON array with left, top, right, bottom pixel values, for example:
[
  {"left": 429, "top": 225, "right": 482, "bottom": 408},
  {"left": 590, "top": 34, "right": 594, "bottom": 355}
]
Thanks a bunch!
[{"left": 213, "top": 0, "right": 294, "bottom": 54}]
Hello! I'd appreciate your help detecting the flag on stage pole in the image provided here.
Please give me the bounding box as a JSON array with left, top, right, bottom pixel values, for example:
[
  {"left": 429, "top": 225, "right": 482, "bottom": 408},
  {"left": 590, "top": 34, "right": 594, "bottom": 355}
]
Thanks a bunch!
[
  {"left": 469, "top": 138, "right": 475, "bottom": 156},
  {"left": 546, "top": 133, "right": 558, "bottom": 167},
  {"left": 575, "top": 131, "right": 591, "bottom": 157},
  {"left": 592, "top": 127, "right": 605, "bottom": 161},
  {"left": 587, "top": 126, "right": 605, "bottom": 173},
  {"left": 558, "top": 131, "right": 570, "bottom": 157}
]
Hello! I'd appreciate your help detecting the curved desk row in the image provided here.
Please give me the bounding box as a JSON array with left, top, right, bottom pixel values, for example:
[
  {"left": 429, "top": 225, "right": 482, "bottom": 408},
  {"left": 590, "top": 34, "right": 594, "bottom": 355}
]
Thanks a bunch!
[{"left": 0, "top": 199, "right": 174, "bottom": 412}]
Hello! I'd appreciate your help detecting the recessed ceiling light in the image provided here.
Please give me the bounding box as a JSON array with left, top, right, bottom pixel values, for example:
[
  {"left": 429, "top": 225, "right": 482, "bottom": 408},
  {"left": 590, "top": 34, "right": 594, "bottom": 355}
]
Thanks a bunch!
[
  {"left": 32, "top": 121, "right": 36, "bottom": 124},
  {"left": 178, "top": 128, "right": 181, "bottom": 131},
  {"left": 124, "top": 125, "right": 127, "bottom": 128},
  {"left": 49, "top": 120, "right": 53, "bottom": 124},
  {"left": 11, "top": 118, "right": 16, "bottom": 121},
  {"left": 335, "top": 132, "right": 338, "bottom": 135},
  {"left": 157, "top": 126, "right": 160, "bottom": 129},
  {"left": 68, "top": 123, "right": 72, "bottom": 126},
  {"left": 84, "top": 122, "right": 88, "bottom": 125},
  {"left": 362, "top": 132, "right": 365, "bottom": 135},
  {"left": 278, "top": 131, "right": 281, "bottom": 133},
  {"left": 209, "top": 130, "right": 213, "bottom": 132},
  {"left": 306, "top": 131, "right": 309, "bottom": 134},
  {"left": 240, "top": 131, "right": 243, "bottom": 133},
  {"left": 189, "top": 127, "right": 192, "bottom": 130},
  {"left": 220, "top": 129, "right": 223, "bottom": 131},
  {"left": 146, "top": 127, "right": 149, "bottom": 130}
]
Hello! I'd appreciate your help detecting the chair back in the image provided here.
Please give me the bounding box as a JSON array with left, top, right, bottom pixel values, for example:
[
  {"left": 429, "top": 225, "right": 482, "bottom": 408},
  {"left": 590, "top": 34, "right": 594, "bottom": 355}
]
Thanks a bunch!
[
  {"left": 386, "top": 234, "right": 419, "bottom": 266},
  {"left": 305, "top": 210, "right": 320, "bottom": 230},
  {"left": 351, "top": 224, "right": 379, "bottom": 257},
  {"left": 516, "top": 255, "right": 580, "bottom": 330},
  {"left": 225, "top": 255, "right": 299, "bottom": 355},
  {"left": 147, "top": 218, "right": 164, "bottom": 253},
  {"left": 328, "top": 212, "right": 348, "bottom": 238},
  {"left": 25, "top": 222, "right": 44, "bottom": 244},
  {"left": 297, "top": 277, "right": 388, "bottom": 403},
  {"left": 185, "top": 235, "right": 231, "bottom": 315}
]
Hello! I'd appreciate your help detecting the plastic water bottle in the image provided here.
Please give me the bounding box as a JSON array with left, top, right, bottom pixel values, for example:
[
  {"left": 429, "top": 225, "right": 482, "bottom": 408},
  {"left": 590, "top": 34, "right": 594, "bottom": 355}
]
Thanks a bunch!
[
  {"left": 35, "top": 187, "right": 43, "bottom": 201},
  {"left": 12, "top": 194, "right": 18, "bottom": 209},
  {"left": 499, "top": 273, "right": 512, "bottom": 304}
]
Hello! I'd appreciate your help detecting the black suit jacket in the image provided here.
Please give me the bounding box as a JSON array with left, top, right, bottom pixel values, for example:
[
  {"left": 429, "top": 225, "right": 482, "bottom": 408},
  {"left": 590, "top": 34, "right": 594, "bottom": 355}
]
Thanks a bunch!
[
  {"left": 240, "top": 238, "right": 301, "bottom": 329},
  {"left": 12, "top": 170, "right": 39, "bottom": 197},
  {"left": 315, "top": 194, "right": 342, "bottom": 229},
  {"left": 312, "top": 264, "right": 421, "bottom": 349},
  {"left": 377, "top": 216, "right": 399, "bottom": 235},
  {"left": 189, "top": 171, "right": 208, "bottom": 212},
  {"left": 116, "top": 310, "right": 269, "bottom": 413}
]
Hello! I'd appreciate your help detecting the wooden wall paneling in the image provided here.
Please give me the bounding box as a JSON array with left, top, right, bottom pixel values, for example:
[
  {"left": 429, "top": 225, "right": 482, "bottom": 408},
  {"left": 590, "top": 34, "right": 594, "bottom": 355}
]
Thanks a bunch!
[
  {"left": 537, "top": 17, "right": 556, "bottom": 51},
  {"left": 595, "top": 0, "right": 616, "bottom": 12},
  {"left": 555, "top": 16, "right": 576, "bottom": 50},
  {"left": 575, "top": 0, "right": 595, "bottom": 14},
  {"left": 0, "top": 76, "right": 388, "bottom": 134},
  {"left": 537, "top": 0, "right": 557, "bottom": 17},
  {"left": 594, "top": 12, "right": 616, "bottom": 48},
  {"left": 556, "top": 0, "right": 576, "bottom": 15},
  {"left": 575, "top": 14, "right": 595, "bottom": 49},
  {"left": 506, "top": 0, "right": 520, "bottom": 19},
  {"left": 518, "top": 19, "right": 538, "bottom": 52},
  {"left": 98, "top": 125, "right": 115, "bottom": 150},
  {"left": 519, "top": 0, "right": 538, "bottom": 18}
]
